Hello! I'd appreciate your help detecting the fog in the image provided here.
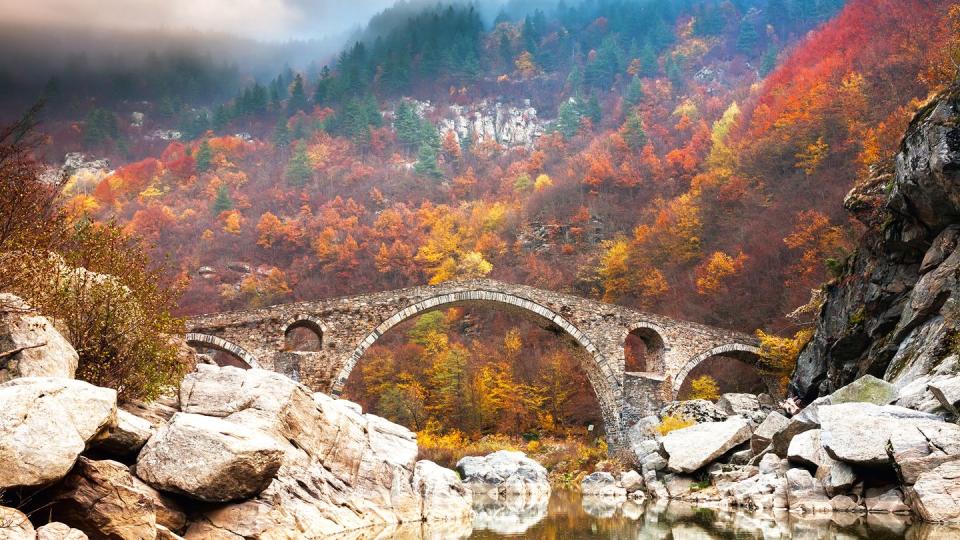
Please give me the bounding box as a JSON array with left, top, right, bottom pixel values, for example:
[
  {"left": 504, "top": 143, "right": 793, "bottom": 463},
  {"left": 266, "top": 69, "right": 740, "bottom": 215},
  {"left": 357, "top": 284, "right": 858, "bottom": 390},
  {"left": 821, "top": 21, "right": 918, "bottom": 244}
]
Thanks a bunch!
[{"left": 0, "top": 0, "right": 401, "bottom": 42}]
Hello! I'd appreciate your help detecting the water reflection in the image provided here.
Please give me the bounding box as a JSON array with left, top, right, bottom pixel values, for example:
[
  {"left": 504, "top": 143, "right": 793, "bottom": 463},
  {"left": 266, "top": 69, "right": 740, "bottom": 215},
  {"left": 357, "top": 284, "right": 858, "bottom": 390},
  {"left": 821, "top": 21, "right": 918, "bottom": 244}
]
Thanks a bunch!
[{"left": 332, "top": 490, "right": 960, "bottom": 539}]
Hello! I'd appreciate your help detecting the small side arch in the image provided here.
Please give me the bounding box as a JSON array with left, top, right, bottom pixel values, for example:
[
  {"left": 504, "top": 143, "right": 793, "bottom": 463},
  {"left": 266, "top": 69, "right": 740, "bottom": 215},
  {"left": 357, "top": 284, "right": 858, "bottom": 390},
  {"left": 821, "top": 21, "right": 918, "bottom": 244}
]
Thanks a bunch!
[
  {"left": 624, "top": 321, "right": 669, "bottom": 373},
  {"left": 672, "top": 342, "right": 762, "bottom": 393},
  {"left": 185, "top": 333, "right": 261, "bottom": 369},
  {"left": 281, "top": 314, "right": 327, "bottom": 351}
]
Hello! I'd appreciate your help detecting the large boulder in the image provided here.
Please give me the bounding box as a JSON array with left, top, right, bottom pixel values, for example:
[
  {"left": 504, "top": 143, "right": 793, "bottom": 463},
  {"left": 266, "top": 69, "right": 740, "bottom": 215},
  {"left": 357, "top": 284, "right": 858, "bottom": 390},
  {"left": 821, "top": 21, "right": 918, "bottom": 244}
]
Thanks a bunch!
[
  {"left": 0, "top": 377, "right": 116, "bottom": 488},
  {"left": 928, "top": 376, "right": 960, "bottom": 417},
  {"left": 888, "top": 421, "right": 960, "bottom": 484},
  {"left": 0, "top": 294, "right": 78, "bottom": 383},
  {"left": 412, "top": 460, "right": 473, "bottom": 523},
  {"left": 907, "top": 460, "right": 960, "bottom": 522},
  {"left": 49, "top": 457, "right": 186, "bottom": 539},
  {"left": 580, "top": 472, "right": 626, "bottom": 498},
  {"left": 818, "top": 402, "right": 941, "bottom": 466},
  {"left": 827, "top": 375, "right": 898, "bottom": 405},
  {"left": 751, "top": 411, "right": 789, "bottom": 455},
  {"left": 456, "top": 450, "right": 550, "bottom": 499},
  {"left": 91, "top": 409, "right": 153, "bottom": 459},
  {"left": 717, "top": 393, "right": 763, "bottom": 423},
  {"left": 785, "top": 468, "right": 832, "bottom": 513},
  {"left": 660, "top": 400, "right": 727, "bottom": 423},
  {"left": 787, "top": 429, "right": 825, "bottom": 469},
  {"left": 661, "top": 416, "right": 752, "bottom": 473},
  {"left": 135, "top": 412, "right": 284, "bottom": 502}
]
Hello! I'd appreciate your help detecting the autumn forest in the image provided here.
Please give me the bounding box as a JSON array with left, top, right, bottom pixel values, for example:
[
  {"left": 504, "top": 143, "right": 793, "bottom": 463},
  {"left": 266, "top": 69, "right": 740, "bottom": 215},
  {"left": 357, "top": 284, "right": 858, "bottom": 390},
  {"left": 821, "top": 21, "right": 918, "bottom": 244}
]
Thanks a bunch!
[{"left": 8, "top": 0, "right": 960, "bottom": 444}]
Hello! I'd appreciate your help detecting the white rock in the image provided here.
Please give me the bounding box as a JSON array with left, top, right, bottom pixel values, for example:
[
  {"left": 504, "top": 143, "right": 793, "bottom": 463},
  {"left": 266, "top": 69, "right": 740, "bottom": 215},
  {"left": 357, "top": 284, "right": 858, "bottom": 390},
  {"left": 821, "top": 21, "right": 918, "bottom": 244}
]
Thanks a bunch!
[
  {"left": 619, "top": 470, "right": 644, "bottom": 493},
  {"left": 457, "top": 450, "right": 550, "bottom": 499},
  {"left": 0, "top": 506, "right": 34, "bottom": 540},
  {"left": 788, "top": 429, "right": 825, "bottom": 468},
  {"left": 413, "top": 460, "right": 473, "bottom": 522},
  {"left": 92, "top": 409, "right": 153, "bottom": 457},
  {"left": 135, "top": 412, "right": 284, "bottom": 502},
  {"left": 785, "top": 468, "right": 831, "bottom": 513},
  {"left": 580, "top": 472, "right": 626, "bottom": 498},
  {"left": 819, "top": 402, "right": 941, "bottom": 466},
  {"left": 0, "top": 377, "right": 116, "bottom": 488},
  {"left": 661, "top": 416, "right": 752, "bottom": 473},
  {"left": 907, "top": 460, "right": 960, "bottom": 522},
  {"left": 35, "top": 522, "right": 89, "bottom": 540},
  {"left": 0, "top": 294, "right": 78, "bottom": 382},
  {"left": 929, "top": 376, "right": 960, "bottom": 417},
  {"left": 751, "top": 411, "right": 789, "bottom": 454}
]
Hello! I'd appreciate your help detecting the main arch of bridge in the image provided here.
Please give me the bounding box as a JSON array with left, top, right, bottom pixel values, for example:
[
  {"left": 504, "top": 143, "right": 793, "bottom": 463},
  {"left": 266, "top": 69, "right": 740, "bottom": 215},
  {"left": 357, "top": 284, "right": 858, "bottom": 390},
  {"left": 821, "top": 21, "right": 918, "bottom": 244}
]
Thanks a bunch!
[{"left": 184, "top": 278, "right": 761, "bottom": 448}]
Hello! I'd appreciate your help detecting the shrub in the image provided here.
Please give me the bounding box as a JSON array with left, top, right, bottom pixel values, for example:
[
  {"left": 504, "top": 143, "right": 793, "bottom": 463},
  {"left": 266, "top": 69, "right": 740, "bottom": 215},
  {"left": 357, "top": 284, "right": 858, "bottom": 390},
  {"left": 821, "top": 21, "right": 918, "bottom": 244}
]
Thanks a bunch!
[
  {"left": 689, "top": 375, "right": 720, "bottom": 401},
  {"left": 17, "top": 221, "right": 188, "bottom": 402},
  {"left": 656, "top": 413, "right": 696, "bottom": 435}
]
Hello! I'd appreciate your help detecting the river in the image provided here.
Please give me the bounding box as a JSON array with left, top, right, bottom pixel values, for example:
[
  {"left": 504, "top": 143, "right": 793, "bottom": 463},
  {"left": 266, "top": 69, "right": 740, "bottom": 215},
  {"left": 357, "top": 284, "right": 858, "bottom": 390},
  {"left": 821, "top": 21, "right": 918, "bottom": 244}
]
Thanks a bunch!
[{"left": 335, "top": 489, "right": 960, "bottom": 539}]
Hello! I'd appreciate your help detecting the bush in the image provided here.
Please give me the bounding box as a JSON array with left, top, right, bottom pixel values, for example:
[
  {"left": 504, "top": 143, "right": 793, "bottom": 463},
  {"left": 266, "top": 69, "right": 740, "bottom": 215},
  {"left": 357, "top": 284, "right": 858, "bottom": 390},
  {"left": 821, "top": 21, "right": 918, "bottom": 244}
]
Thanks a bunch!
[
  {"left": 689, "top": 375, "right": 720, "bottom": 401},
  {"left": 656, "top": 413, "right": 696, "bottom": 435},
  {"left": 16, "top": 221, "right": 188, "bottom": 402}
]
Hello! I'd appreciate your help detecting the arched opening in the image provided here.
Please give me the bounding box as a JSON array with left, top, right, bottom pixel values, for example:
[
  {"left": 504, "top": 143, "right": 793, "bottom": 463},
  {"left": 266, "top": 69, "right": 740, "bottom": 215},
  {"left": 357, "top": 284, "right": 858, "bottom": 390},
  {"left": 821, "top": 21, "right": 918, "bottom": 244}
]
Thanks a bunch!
[
  {"left": 184, "top": 333, "right": 259, "bottom": 369},
  {"left": 673, "top": 344, "right": 769, "bottom": 400},
  {"left": 282, "top": 317, "right": 324, "bottom": 352},
  {"left": 338, "top": 292, "right": 620, "bottom": 465},
  {"left": 624, "top": 325, "right": 666, "bottom": 373}
]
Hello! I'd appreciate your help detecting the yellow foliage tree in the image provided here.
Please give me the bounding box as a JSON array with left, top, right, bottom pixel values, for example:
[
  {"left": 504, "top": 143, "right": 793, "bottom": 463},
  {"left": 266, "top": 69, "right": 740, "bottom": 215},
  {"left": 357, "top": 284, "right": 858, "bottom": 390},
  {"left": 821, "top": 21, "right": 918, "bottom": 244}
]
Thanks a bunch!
[
  {"left": 514, "top": 51, "right": 538, "bottom": 79},
  {"left": 795, "top": 136, "right": 829, "bottom": 175},
  {"left": 756, "top": 328, "right": 814, "bottom": 393},
  {"left": 695, "top": 251, "right": 748, "bottom": 295},
  {"left": 221, "top": 210, "right": 243, "bottom": 235},
  {"left": 689, "top": 375, "right": 720, "bottom": 401}
]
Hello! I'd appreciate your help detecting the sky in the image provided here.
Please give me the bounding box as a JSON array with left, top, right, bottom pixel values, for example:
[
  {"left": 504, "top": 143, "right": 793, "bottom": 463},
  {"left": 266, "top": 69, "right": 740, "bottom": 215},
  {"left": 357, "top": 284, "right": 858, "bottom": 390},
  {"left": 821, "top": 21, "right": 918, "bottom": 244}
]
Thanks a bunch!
[{"left": 0, "top": 0, "right": 401, "bottom": 41}]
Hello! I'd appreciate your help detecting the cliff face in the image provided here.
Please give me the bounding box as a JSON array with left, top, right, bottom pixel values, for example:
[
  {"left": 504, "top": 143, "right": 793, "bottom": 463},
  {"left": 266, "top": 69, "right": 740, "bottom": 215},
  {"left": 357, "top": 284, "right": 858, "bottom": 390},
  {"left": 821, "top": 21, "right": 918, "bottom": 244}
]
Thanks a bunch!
[{"left": 791, "top": 83, "right": 960, "bottom": 404}]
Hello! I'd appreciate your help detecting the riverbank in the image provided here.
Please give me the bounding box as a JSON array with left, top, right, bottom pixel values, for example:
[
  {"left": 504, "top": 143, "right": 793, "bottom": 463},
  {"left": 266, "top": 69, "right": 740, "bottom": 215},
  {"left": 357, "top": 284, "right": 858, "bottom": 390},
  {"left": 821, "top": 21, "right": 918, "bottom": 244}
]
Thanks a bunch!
[{"left": 417, "top": 431, "right": 616, "bottom": 488}]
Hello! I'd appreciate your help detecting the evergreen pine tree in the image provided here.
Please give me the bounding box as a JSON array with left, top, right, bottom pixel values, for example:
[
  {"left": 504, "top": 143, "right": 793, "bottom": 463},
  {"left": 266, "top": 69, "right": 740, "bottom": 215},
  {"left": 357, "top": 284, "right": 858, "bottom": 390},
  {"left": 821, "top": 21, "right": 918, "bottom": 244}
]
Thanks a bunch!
[
  {"left": 586, "top": 94, "right": 602, "bottom": 125},
  {"left": 285, "top": 142, "right": 313, "bottom": 186},
  {"left": 195, "top": 140, "right": 213, "bottom": 173},
  {"left": 273, "top": 119, "right": 290, "bottom": 149},
  {"left": 736, "top": 21, "right": 759, "bottom": 53},
  {"left": 760, "top": 46, "right": 779, "bottom": 75},
  {"left": 288, "top": 74, "right": 308, "bottom": 113},
  {"left": 624, "top": 76, "right": 644, "bottom": 108},
  {"left": 555, "top": 99, "right": 583, "bottom": 138},
  {"left": 623, "top": 113, "right": 647, "bottom": 151},
  {"left": 212, "top": 185, "right": 233, "bottom": 215},
  {"left": 414, "top": 144, "right": 442, "bottom": 179}
]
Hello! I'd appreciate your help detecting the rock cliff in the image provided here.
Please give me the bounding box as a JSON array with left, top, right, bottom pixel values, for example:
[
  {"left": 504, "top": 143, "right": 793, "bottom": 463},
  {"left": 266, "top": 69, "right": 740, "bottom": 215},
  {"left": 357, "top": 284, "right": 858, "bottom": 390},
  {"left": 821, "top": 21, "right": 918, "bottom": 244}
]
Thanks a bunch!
[{"left": 791, "top": 82, "right": 960, "bottom": 404}]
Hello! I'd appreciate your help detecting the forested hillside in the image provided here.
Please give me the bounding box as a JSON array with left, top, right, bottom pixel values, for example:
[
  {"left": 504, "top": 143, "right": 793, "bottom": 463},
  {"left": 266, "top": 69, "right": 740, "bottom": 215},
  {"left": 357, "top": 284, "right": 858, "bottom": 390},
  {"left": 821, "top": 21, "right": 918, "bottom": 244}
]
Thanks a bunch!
[{"left": 51, "top": 0, "right": 954, "bottom": 337}]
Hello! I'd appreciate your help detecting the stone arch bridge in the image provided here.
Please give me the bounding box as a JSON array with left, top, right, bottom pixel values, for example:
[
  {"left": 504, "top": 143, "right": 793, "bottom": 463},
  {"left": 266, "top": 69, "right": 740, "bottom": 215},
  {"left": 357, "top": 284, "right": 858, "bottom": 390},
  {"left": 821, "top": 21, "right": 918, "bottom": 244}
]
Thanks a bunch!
[{"left": 185, "top": 278, "right": 763, "bottom": 448}]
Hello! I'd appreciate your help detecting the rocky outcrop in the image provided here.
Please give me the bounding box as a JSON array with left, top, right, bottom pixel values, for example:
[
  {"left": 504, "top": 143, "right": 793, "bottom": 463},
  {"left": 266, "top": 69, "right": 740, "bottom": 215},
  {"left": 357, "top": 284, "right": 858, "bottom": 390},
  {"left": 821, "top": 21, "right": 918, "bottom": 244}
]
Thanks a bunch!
[
  {"left": 456, "top": 450, "right": 550, "bottom": 499},
  {"left": 0, "top": 295, "right": 78, "bottom": 383},
  {"left": 0, "top": 362, "right": 472, "bottom": 538},
  {"left": 0, "top": 378, "right": 116, "bottom": 488},
  {"left": 791, "top": 82, "right": 960, "bottom": 404}
]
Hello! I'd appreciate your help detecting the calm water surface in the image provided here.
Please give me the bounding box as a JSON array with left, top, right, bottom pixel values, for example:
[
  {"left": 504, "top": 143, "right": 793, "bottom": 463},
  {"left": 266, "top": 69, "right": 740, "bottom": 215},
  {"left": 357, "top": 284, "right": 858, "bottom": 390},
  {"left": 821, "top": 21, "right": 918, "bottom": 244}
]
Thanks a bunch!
[{"left": 335, "top": 490, "right": 960, "bottom": 539}]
